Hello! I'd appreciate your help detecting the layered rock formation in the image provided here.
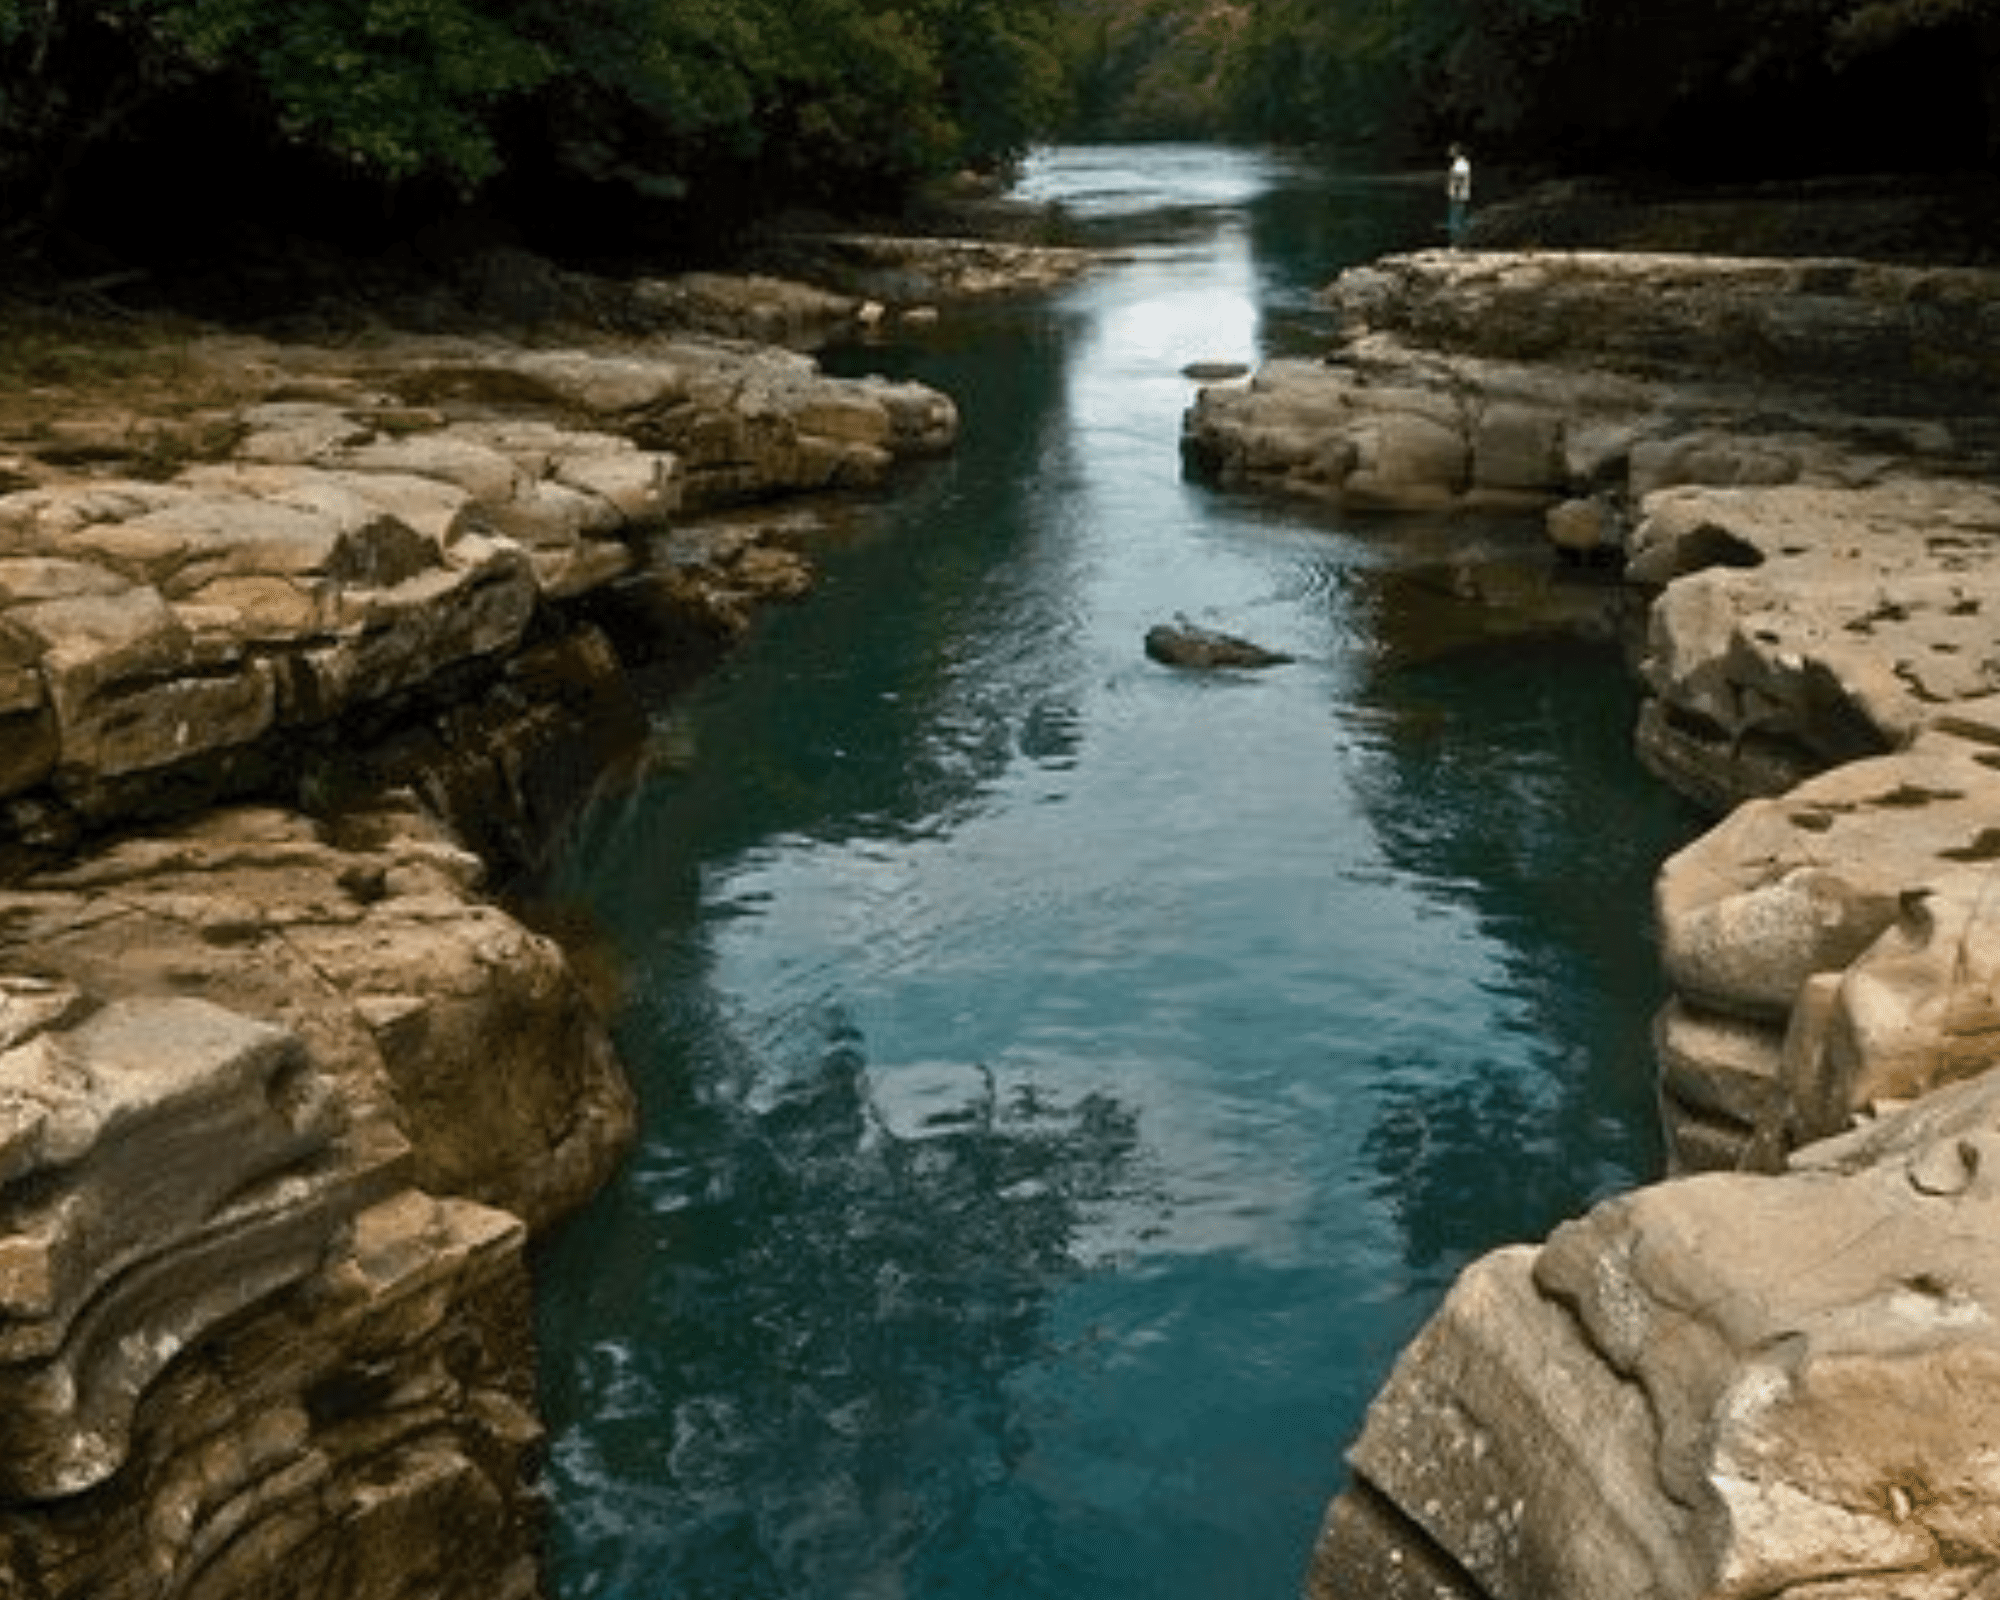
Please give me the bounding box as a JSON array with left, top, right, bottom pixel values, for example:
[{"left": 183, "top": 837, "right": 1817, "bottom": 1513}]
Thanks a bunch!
[
  {"left": 1203, "top": 252, "right": 2000, "bottom": 1600},
  {"left": 0, "top": 802, "right": 619, "bottom": 1598},
  {"left": 1183, "top": 251, "right": 1995, "bottom": 523},
  {"left": 0, "top": 291, "right": 966, "bottom": 1595},
  {"left": 1313, "top": 1078, "right": 2000, "bottom": 1600},
  {"left": 0, "top": 335, "right": 955, "bottom": 859},
  {"left": 1653, "top": 722, "right": 2000, "bottom": 1168}
]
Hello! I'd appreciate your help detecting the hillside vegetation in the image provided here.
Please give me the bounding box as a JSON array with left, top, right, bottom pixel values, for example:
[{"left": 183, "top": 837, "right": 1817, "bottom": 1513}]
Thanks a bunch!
[
  {"left": 1074, "top": 0, "right": 1997, "bottom": 173},
  {"left": 0, "top": 0, "right": 1993, "bottom": 290}
]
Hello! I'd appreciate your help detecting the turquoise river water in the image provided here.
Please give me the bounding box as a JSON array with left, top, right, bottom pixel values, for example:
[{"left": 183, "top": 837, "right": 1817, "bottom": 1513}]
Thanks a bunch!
[{"left": 534, "top": 145, "right": 1701, "bottom": 1600}]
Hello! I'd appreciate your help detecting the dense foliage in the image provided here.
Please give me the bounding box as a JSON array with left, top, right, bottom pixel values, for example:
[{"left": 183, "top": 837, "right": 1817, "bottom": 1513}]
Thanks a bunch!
[
  {"left": 0, "top": 0, "right": 1064, "bottom": 268},
  {"left": 1057, "top": 0, "right": 1249, "bottom": 139},
  {"left": 1079, "top": 0, "right": 1999, "bottom": 173},
  {"left": 0, "top": 0, "right": 1990, "bottom": 278}
]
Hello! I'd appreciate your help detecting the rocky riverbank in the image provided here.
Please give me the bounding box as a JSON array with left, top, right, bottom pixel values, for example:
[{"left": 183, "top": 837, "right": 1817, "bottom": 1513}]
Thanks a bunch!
[
  {"left": 1182, "top": 248, "right": 2000, "bottom": 1598},
  {"left": 0, "top": 237, "right": 1094, "bottom": 1598}
]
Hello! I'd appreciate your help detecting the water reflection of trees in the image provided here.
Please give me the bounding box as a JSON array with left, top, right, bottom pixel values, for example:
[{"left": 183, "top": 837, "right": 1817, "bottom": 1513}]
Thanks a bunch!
[
  {"left": 1242, "top": 170, "right": 1438, "bottom": 352},
  {"left": 1345, "top": 628, "right": 1702, "bottom": 1275},
  {"left": 541, "top": 998, "right": 1143, "bottom": 1599}
]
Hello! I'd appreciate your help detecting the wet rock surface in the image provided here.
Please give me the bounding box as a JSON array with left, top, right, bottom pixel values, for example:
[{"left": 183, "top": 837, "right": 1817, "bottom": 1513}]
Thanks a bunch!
[
  {"left": 0, "top": 261, "right": 986, "bottom": 1596},
  {"left": 1261, "top": 249, "right": 2000, "bottom": 1600},
  {"left": 1143, "top": 615, "right": 1294, "bottom": 669}
]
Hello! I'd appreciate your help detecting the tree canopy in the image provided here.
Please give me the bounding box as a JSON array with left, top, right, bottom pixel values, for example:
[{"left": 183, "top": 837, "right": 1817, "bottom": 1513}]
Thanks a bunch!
[
  {"left": 0, "top": 0, "right": 1065, "bottom": 270},
  {"left": 0, "top": 0, "right": 1991, "bottom": 281},
  {"left": 1212, "top": 0, "right": 1997, "bottom": 172}
]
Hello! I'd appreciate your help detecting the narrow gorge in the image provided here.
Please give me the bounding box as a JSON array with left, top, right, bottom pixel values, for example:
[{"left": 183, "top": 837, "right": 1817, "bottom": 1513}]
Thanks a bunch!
[{"left": 9, "top": 146, "right": 2000, "bottom": 1600}]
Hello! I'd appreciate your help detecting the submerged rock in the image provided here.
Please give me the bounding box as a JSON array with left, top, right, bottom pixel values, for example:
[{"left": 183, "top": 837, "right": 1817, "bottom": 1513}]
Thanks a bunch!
[{"left": 1143, "top": 616, "right": 1294, "bottom": 670}]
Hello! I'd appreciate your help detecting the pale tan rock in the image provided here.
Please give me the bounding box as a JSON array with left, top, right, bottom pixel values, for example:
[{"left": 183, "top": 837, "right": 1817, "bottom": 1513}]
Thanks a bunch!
[
  {"left": 1654, "top": 728, "right": 2000, "bottom": 1167},
  {"left": 1655, "top": 997, "right": 1787, "bottom": 1167},
  {"left": 1269, "top": 247, "right": 2000, "bottom": 1600},
  {"left": 1545, "top": 495, "right": 1612, "bottom": 555},
  {"left": 1183, "top": 361, "right": 1472, "bottom": 507},
  {"left": 184, "top": 458, "right": 476, "bottom": 555},
  {"left": 232, "top": 401, "right": 376, "bottom": 464},
  {"left": 1631, "top": 479, "right": 2000, "bottom": 802},
  {"left": 1322, "top": 249, "right": 2000, "bottom": 400},
  {"left": 177, "top": 461, "right": 475, "bottom": 559},
  {"left": 0, "top": 1185, "right": 543, "bottom": 1600},
  {"left": 750, "top": 233, "right": 1101, "bottom": 308},
  {"left": 6, "top": 577, "right": 280, "bottom": 787},
  {"left": 8, "top": 802, "right": 635, "bottom": 1227},
  {"left": 0, "top": 305, "right": 961, "bottom": 1600},
  {"left": 0, "top": 798, "right": 631, "bottom": 1587},
  {"left": 0, "top": 995, "right": 389, "bottom": 1500},
  {"left": 1330, "top": 1246, "right": 1691, "bottom": 1600},
  {"left": 326, "top": 432, "right": 525, "bottom": 503},
  {"left": 1319, "top": 1090, "right": 2000, "bottom": 1600},
  {"left": 632, "top": 269, "right": 862, "bottom": 342},
  {"left": 477, "top": 347, "right": 693, "bottom": 413}
]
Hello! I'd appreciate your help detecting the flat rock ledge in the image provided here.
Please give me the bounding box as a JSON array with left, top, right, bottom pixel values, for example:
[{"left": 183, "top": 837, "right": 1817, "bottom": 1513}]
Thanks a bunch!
[
  {"left": 1252, "top": 253, "right": 2000, "bottom": 1600},
  {"left": 0, "top": 332, "right": 956, "bottom": 846},
  {"left": 0, "top": 311, "right": 957, "bottom": 1595}
]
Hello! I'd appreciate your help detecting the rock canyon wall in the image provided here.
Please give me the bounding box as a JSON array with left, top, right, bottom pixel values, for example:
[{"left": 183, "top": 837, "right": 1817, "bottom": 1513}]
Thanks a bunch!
[
  {"left": 0, "top": 269, "right": 982, "bottom": 1597},
  {"left": 1184, "top": 248, "right": 2000, "bottom": 1600}
]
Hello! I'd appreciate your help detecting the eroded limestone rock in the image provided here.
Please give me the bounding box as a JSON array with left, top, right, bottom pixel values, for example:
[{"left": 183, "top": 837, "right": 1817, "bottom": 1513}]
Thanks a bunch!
[
  {"left": 1251, "top": 249, "right": 2000, "bottom": 1600},
  {"left": 0, "top": 295, "right": 961, "bottom": 1600},
  {"left": 382, "top": 340, "right": 959, "bottom": 510},
  {"left": 1653, "top": 723, "right": 2000, "bottom": 1171},
  {"left": 0, "top": 798, "right": 633, "bottom": 1591},
  {"left": 1314, "top": 1084, "right": 2000, "bottom": 1600},
  {"left": 0, "top": 337, "right": 955, "bottom": 842},
  {"left": 1631, "top": 478, "right": 2000, "bottom": 807},
  {"left": 1326, "top": 249, "right": 2000, "bottom": 406}
]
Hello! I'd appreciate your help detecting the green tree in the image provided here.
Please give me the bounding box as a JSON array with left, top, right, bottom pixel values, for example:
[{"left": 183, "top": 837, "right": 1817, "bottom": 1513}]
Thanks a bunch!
[
  {"left": 0, "top": 0, "right": 1069, "bottom": 264},
  {"left": 1056, "top": 0, "right": 1249, "bottom": 140},
  {"left": 1224, "top": 0, "right": 1584, "bottom": 152},
  {"left": 1217, "top": 0, "right": 1997, "bottom": 169}
]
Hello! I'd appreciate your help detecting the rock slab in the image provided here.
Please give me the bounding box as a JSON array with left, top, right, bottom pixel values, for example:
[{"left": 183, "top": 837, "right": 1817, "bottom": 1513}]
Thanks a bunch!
[{"left": 0, "top": 800, "right": 635, "bottom": 1593}]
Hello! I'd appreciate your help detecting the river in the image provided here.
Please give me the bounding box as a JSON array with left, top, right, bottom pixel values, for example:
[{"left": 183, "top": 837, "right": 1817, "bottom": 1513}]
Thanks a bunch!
[{"left": 534, "top": 145, "right": 1699, "bottom": 1600}]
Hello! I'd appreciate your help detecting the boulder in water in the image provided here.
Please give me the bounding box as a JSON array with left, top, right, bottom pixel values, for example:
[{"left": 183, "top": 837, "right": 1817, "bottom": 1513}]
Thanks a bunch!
[{"left": 1144, "top": 616, "right": 1293, "bottom": 670}]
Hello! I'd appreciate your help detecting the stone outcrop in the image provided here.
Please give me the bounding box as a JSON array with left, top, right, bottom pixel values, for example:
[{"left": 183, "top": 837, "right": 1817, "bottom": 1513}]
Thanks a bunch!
[
  {"left": 1144, "top": 615, "right": 1294, "bottom": 669},
  {"left": 743, "top": 231, "right": 1104, "bottom": 312},
  {"left": 1629, "top": 478, "right": 2000, "bottom": 809},
  {"left": 1314, "top": 1074, "right": 2000, "bottom": 1600},
  {"left": 1182, "top": 250, "right": 1994, "bottom": 525},
  {"left": 1327, "top": 250, "right": 2000, "bottom": 408},
  {"left": 0, "top": 799, "right": 628, "bottom": 1595},
  {"left": 0, "top": 280, "right": 963, "bottom": 1596},
  {"left": 1236, "top": 250, "right": 2000, "bottom": 1600},
  {"left": 1653, "top": 722, "right": 2000, "bottom": 1172},
  {"left": 0, "top": 334, "right": 955, "bottom": 860}
]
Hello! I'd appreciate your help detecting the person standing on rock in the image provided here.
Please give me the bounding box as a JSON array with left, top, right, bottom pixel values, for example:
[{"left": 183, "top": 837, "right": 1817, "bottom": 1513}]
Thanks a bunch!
[{"left": 1446, "top": 144, "right": 1471, "bottom": 246}]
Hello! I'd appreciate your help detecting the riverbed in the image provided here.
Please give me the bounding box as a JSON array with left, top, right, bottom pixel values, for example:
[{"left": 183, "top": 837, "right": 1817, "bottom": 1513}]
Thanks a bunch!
[{"left": 535, "top": 144, "right": 1699, "bottom": 1600}]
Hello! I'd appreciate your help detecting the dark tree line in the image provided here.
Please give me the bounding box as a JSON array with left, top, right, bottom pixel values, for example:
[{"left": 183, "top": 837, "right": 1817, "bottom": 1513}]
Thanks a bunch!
[
  {"left": 1069, "top": 0, "right": 2000, "bottom": 177},
  {"left": 1, "top": 0, "right": 1992, "bottom": 282},
  {"left": 0, "top": 0, "right": 1065, "bottom": 274}
]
